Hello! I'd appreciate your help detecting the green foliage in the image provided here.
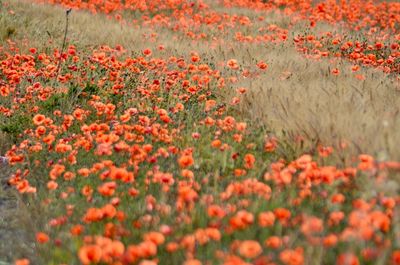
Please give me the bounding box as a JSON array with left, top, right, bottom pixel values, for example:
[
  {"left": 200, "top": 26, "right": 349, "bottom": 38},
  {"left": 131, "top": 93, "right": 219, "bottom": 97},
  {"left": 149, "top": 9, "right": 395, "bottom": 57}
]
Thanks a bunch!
[
  {"left": 0, "top": 114, "right": 30, "bottom": 142},
  {"left": 38, "top": 93, "right": 67, "bottom": 113}
]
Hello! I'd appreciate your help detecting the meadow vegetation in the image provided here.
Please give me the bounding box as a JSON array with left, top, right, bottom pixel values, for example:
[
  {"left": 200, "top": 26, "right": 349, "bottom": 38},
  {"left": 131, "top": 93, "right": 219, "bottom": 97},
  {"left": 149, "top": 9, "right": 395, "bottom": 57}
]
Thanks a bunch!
[{"left": 0, "top": 0, "right": 399, "bottom": 264}]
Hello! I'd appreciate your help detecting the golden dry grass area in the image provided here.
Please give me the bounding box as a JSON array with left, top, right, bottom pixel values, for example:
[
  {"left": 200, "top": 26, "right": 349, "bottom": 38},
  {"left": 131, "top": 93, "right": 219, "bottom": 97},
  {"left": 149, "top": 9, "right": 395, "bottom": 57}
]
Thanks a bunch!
[{"left": 0, "top": 0, "right": 400, "bottom": 264}]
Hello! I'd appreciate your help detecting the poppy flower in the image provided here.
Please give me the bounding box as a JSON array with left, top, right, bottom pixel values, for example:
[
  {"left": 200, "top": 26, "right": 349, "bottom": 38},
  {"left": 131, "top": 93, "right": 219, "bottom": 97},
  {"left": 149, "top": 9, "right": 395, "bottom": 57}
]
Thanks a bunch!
[
  {"left": 33, "top": 114, "right": 46, "bottom": 125},
  {"left": 257, "top": 61, "right": 268, "bottom": 70},
  {"left": 227, "top": 59, "right": 239, "bottom": 70},
  {"left": 238, "top": 240, "right": 262, "bottom": 259},
  {"left": 264, "top": 236, "right": 282, "bottom": 249},
  {"left": 36, "top": 232, "right": 49, "bottom": 244},
  {"left": 143, "top": 49, "right": 152, "bottom": 56},
  {"left": 78, "top": 245, "right": 102, "bottom": 264},
  {"left": 258, "top": 211, "right": 275, "bottom": 227},
  {"left": 391, "top": 250, "right": 400, "bottom": 265},
  {"left": 336, "top": 253, "right": 359, "bottom": 265},
  {"left": 280, "top": 248, "right": 304, "bottom": 265},
  {"left": 178, "top": 155, "right": 194, "bottom": 168},
  {"left": 15, "top": 259, "right": 30, "bottom": 265}
]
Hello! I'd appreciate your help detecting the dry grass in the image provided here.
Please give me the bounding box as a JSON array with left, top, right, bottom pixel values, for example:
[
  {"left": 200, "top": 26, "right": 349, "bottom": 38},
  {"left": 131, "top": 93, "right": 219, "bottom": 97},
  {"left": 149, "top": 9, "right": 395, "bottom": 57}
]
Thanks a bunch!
[
  {"left": 235, "top": 45, "right": 400, "bottom": 160},
  {"left": 200, "top": 4, "right": 400, "bottom": 160},
  {"left": 1, "top": 0, "right": 153, "bottom": 51}
]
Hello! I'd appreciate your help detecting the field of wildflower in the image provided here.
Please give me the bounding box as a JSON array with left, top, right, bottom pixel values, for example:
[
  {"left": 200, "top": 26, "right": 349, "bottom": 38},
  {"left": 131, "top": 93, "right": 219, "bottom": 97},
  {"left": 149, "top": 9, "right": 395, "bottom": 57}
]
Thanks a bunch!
[{"left": 0, "top": 0, "right": 400, "bottom": 264}]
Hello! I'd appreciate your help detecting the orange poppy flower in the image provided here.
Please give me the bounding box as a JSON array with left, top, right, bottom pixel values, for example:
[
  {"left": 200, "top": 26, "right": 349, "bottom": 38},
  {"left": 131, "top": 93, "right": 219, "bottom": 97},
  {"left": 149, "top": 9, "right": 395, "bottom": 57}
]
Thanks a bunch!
[
  {"left": 78, "top": 245, "right": 102, "bottom": 265},
  {"left": 178, "top": 155, "right": 194, "bottom": 168},
  {"left": 143, "top": 49, "right": 152, "bottom": 56},
  {"left": 15, "top": 259, "right": 30, "bottom": 265},
  {"left": 166, "top": 242, "right": 179, "bottom": 253},
  {"left": 36, "top": 232, "right": 50, "bottom": 244},
  {"left": 323, "top": 234, "right": 338, "bottom": 247},
  {"left": 300, "top": 216, "right": 323, "bottom": 236},
  {"left": 143, "top": 232, "right": 165, "bottom": 246},
  {"left": 279, "top": 248, "right": 304, "bottom": 265},
  {"left": 257, "top": 61, "right": 268, "bottom": 70},
  {"left": 238, "top": 240, "right": 262, "bottom": 259},
  {"left": 70, "top": 224, "right": 84, "bottom": 236},
  {"left": 46, "top": 180, "right": 58, "bottom": 190},
  {"left": 336, "top": 253, "right": 359, "bottom": 265},
  {"left": 227, "top": 59, "right": 239, "bottom": 70},
  {"left": 391, "top": 250, "right": 400, "bottom": 265},
  {"left": 137, "top": 241, "right": 157, "bottom": 258},
  {"left": 244, "top": 154, "right": 255, "bottom": 169},
  {"left": 264, "top": 236, "right": 282, "bottom": 249},
  {"left": 258, "top": 211, "right": 275, "bottom": 227},
  {"left": 274, "top": 208, "right": 291, "bottom": 223},
  {"left": 33, "top": 114, "right": 46, "bottom": 125}
]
